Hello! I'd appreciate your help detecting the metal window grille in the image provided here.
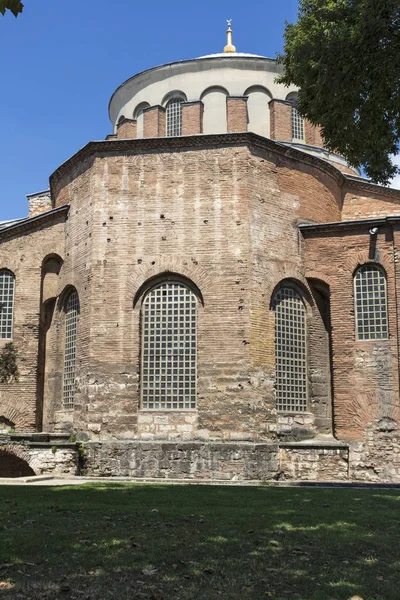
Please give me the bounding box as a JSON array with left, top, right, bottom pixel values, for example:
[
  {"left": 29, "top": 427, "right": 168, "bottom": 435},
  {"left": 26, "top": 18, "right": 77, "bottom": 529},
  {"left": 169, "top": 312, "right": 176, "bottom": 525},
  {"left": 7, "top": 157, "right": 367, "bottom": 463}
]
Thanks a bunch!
[
  {"left": 63, "top": 291, "right": 80, "bottom": 409},
  {"left": 354, "top": 265, "right": 388, "bottom": 340},
  {"left": 166, "top": 99, "right": 183, "bottom": 137},
  {"left": 273, "top": 287, "right": 307, "bottom": 412},
  {"left": 0, "top": 270, "right": 15, "bottom": 339},
  {"left": 141, "top": 282, "right": 197, "bottom": 409},
  {"left": 291, "top": 106, "right": 304, "bottom": 141}
]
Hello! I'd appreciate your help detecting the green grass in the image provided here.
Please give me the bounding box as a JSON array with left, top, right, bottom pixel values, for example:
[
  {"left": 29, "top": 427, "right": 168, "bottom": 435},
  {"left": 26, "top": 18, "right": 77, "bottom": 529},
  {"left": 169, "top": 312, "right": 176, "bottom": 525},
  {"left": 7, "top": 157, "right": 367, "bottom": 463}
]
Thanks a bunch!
[{"left": 0, "top": 484, "right": 400, "bottom": 599}]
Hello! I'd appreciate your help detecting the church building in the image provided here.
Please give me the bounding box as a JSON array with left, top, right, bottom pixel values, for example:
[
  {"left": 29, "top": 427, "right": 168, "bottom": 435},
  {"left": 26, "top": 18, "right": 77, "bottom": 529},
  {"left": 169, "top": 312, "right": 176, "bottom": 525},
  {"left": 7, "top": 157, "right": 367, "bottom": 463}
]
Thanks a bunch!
[{"left": 1, "top": 25, "right": 400, "bottom": 481}]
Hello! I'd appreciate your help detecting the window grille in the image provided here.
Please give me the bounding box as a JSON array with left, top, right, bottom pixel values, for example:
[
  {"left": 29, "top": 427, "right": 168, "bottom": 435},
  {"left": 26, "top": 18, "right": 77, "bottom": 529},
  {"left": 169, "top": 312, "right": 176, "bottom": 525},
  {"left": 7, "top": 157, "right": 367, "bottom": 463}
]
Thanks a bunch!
[
  {"left": 273, "top": 286, "right": 307, "bottom": 412},
  {"left": 291, "top": 105, "right": 305, "bottom": 141},
  {"left": 63, "top": 291, "right": 80, "bottom": 409},
  {"left": 141, "top": 282, "right": 197, "bottom": 409},
  {"left": 0, "top": 270, "right": 15, "bottom": 339},
  {"left": 354, "top": 265, "right": 388, "bottom": 340},
  {"left": 166, "top": 98, "right": 183, "bottom": 137}
]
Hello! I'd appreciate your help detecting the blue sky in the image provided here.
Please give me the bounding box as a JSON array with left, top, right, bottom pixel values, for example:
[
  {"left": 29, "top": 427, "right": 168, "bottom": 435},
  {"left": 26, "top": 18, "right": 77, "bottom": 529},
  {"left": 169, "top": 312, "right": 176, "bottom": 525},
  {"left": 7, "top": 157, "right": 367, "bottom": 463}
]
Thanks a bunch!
[{"left": 0, "top": 0, "right": 298, "bottom": 220}]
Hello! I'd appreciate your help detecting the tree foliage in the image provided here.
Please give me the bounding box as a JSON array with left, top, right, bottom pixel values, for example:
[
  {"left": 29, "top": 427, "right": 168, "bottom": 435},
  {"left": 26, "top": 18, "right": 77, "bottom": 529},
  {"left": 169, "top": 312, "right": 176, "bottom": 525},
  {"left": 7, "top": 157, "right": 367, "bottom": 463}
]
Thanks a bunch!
[
  {"left": 0, "top": 342, "right": 19, "bottom": 383},
  {"left": 0, "top": 1, "right": 23, "bottom": 16},
  {"left": 278, "top": 0, "right": 400, "bottom": 184}
]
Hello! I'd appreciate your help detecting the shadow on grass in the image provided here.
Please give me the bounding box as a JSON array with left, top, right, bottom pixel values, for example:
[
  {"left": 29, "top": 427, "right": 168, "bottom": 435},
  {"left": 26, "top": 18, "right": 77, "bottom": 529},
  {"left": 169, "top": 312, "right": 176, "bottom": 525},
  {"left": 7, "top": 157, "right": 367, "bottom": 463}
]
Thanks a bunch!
[{"left": 1, "top": 484, "right": 400, "bottom": 600}]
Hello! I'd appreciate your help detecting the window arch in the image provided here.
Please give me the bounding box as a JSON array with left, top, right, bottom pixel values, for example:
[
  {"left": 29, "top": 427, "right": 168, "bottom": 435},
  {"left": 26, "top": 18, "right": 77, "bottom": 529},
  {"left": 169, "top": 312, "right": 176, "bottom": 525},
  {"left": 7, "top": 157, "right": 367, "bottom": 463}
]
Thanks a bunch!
[
  {"left": 0, "top": 269, "right": 15, "bottom": 339},
  {"left": 354, "top": 264, "right": 388, "bottom": 340},
  {"left": 63, "top": 290, "right": 80, "bottom": 409},
  {"left": 286, "top": 93, "right": 304, "bottom": 142},
  {"left": 133, "top": 102, "right": 150, "bottom": 139},
  {"left": 272, "top": 285, "right": 307, "bottom": 412},
  {"left": 165, "top": 95, "right": 186, "bottom": 137},
  {"left": 141, "top": 281, "right": 197, "bottom": 410}
]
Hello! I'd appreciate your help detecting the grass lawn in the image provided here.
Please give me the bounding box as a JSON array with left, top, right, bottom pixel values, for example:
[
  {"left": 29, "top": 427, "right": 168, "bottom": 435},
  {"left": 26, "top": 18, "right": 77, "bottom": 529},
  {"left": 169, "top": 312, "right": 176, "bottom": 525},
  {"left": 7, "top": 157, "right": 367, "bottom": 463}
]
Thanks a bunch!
[{"left": 0, "top": 483, "right": 399, "bottom": 600}]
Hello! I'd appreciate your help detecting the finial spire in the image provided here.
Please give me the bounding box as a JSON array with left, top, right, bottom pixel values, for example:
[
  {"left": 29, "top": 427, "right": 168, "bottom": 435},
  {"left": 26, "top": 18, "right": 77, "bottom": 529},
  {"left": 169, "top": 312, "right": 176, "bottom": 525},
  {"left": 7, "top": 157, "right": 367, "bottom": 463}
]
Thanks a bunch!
[{"left": 224, "top": 19, "right": 236, "bottom": 53}]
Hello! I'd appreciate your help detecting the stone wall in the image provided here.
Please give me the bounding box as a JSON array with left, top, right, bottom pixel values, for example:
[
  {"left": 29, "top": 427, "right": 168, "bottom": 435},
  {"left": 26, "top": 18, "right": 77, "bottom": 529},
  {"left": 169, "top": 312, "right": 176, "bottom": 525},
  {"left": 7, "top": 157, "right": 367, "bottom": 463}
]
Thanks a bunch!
[
  {"left": 349, "top": 422, "right": 400, "bottom": 482},
  {"left": 80, "top": 440, "right": 351, "bottom": 482},
  {"left": 279, "top": 444, "right": 349, "bottom": 481},
  {"left": 81, "top": 441, "right": 280, "bottom": 480},
  {"left": 0, "top": 440, "right": 78, "bottom": 477},
  {"left": 4, "top": 436, "right": 400, "bottom": 482}
]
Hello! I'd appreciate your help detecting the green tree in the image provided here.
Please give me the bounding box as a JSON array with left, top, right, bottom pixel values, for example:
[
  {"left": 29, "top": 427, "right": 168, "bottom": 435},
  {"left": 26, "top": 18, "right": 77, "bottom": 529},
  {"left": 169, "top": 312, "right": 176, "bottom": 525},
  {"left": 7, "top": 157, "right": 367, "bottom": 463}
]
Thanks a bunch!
[
  {"left": 278, "top": 0, "right": 400, "bottom": 184},
  {"left": 0, "top": 342, "right": 19, "bottom": 383},
  {"left": 0, "top": 1, "right": 23, "bottom": 16}
]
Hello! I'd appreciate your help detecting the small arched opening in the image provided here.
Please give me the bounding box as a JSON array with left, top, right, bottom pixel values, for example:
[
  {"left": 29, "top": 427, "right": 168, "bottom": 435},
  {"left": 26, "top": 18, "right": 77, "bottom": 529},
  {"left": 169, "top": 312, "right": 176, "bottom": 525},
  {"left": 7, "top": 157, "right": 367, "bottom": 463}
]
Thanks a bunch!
[
  {"left": 0, "top": 416, "right": 14, "bottom": 432},
  {"left": 0, "top": 449, "right": 36, "bottom": 478}
]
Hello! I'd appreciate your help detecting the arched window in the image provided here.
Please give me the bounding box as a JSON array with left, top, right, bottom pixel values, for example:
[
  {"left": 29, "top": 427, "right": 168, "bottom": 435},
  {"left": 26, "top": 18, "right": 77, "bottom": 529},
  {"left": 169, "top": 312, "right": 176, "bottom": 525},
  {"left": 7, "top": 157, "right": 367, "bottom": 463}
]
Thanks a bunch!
[
  {"left": 272, "top": 286, "right": 307, "bottom": 412},
  {"left": 133, "top": 102, "right": 150, "bottom": 138},
  {"left": 0, "top": 269, "right": 15, "bottom": 339},
  {"left": 287, "top": 93, "right": 305, "bottom": 142},
  {"left": 291, "top": 106, "right": 305, "bottom": 141},
  {"left": 354, "top": 265, "right": 388, "bottom": 340},
  {"left": 141, "top": 281, "right": 197, "bottom": 409},
  {"left": 166, "top": 98, "right": 184, "bottom": 137},
  {"left": 63, "top": 290, "right": 80, "bottom": 409}
]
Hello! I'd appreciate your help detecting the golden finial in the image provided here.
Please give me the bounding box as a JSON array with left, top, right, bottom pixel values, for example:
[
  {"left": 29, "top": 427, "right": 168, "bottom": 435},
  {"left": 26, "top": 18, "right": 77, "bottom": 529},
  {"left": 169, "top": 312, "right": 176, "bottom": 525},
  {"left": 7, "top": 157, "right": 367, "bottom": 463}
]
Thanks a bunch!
[{"left": 224, "top": 19, "right": 236, "bottom": 53}]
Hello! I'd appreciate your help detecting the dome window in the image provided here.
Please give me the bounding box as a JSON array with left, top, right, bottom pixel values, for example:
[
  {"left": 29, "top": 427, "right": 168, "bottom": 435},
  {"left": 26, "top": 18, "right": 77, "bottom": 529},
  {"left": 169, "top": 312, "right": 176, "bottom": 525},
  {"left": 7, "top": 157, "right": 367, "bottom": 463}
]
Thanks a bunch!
[{"left": 166, "top": 96, "right": 185, "bottom": 137}]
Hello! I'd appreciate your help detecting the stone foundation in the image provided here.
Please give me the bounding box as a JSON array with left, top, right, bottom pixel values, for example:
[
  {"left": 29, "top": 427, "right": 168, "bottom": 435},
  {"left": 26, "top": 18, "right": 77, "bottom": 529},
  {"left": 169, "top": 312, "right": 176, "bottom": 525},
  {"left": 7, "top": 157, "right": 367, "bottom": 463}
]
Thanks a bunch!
[
  {"left": 349, "top": 422, "right": 400, "bottom": 482},
  {"left": 4, "top": 434, "right": 400, "bottom": 483},
  {"left": 81, "top": 441, "right": 280, "bottom": 480},
  {"left": 279, "top": 443, "right": 349, "bottom": 481},
  {"left": 0, "top": 433, "right": 79, "bottom": 477}
]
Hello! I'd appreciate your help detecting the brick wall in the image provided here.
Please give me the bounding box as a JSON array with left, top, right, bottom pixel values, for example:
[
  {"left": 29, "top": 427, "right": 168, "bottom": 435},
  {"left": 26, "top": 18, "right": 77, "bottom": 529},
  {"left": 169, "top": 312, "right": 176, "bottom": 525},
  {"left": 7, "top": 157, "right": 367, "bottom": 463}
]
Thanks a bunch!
[
  {"left": 143, "top": 106, "right": 166, "bottom": 138},
  {"left": 27, "top": 192, "right": 53, "bottom": 218},
  {"left": 3, "top": 132, "right": 400, "bottom": 479},
  {"left": 304, "top": 121, "right": 324, "bottom": 147},
  {"left": 182, "top": 101, "right": 203, "bottom": 135},
  {"left": 116, "top": 119, "right": 137, "bottom": 139},
  {"left": 343, "top": 188, "right": 400, "bottom": 220},
  {"left": 46, "top": 139, "right": 347, "bottom": 441},
  {"left": 226, "top": 97, "right": 248, "bottom": 133},
  {"left": 0, "top": 216, "right": 66, "bottom": 432},
  {"left": 269, "top": 100, "right": 292, "bottom": 142},
  {"left": 302, "top": 225, "right": 399, "bottom": 442}
]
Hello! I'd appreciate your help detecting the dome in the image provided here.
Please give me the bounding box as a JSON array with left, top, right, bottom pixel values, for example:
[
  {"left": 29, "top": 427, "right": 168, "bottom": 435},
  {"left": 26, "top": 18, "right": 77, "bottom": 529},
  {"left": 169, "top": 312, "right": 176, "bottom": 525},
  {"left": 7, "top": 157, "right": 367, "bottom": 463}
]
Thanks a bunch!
[{"left": 109, "top": 53, "right": 291, "bottom": 138}]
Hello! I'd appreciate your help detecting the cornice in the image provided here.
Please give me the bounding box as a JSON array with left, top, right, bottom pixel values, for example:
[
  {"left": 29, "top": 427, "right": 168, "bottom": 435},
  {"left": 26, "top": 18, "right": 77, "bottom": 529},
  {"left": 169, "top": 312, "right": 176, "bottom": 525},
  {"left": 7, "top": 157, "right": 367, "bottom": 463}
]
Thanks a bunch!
[
  {"left": 48, "top": 132, "right": 400, "bottom": 203},
  {"left": 343, "top": 175, "right": 400, "bottom": 199},
  {"left": 299, "top": 215, "right": 400, "bottom": 235},
  {"left": 0, "top": 205, "right": 69, "bottom": 241},
  {"left": 49, "top": 132, "right": 347, "bottom": 193}
]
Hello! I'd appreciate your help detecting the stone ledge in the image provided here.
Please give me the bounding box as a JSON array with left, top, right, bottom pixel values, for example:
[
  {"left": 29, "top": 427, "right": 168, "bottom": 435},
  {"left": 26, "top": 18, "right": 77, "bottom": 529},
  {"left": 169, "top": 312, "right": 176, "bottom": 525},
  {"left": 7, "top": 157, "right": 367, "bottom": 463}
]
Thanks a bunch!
[{"left": 279, "top": 440, "right": 350, "bottom": 448}]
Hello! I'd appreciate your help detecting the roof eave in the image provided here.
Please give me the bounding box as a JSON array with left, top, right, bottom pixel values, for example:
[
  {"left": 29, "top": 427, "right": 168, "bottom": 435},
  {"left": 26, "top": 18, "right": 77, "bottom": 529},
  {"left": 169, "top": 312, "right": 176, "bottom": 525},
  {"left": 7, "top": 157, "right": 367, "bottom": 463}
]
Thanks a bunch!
[{"left": 0, "top": 205, "right": 69, "bottom": 240}]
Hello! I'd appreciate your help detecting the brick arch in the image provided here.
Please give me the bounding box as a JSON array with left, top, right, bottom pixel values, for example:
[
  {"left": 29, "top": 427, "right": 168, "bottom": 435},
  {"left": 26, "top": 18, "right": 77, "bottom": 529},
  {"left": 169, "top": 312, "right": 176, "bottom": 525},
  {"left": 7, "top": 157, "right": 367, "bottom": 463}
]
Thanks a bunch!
[
  {"left": 265, "top": 267, "right": 315, "bottom": 309},
  {"left": 0, "top": 444, "right": 40, "bottom": 475},
  {"left": 305, "top": 270, "right": 335, "bottom": 289},
  {"left": 0, "top": 403, "right": 34, "bottom": 430},
  {"left": 127, "top": 259, "right": 213, "bottom": 307},
  {"left": 342, "top": 249, "right": 392, "bottom": 275},
  {"left": 57, "top": 284, "right": 81, "bottom": 311},
  {"left": 269, "top": 277, "right": 314, "bottom": 319}
]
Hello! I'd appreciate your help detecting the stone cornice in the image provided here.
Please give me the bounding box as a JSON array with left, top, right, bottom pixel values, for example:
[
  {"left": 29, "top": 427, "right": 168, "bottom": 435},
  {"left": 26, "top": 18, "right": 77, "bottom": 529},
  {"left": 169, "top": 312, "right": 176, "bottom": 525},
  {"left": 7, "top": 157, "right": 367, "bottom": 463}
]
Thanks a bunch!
[{"left": 0, "top": 205, "right": 69, "bottom": 241}]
